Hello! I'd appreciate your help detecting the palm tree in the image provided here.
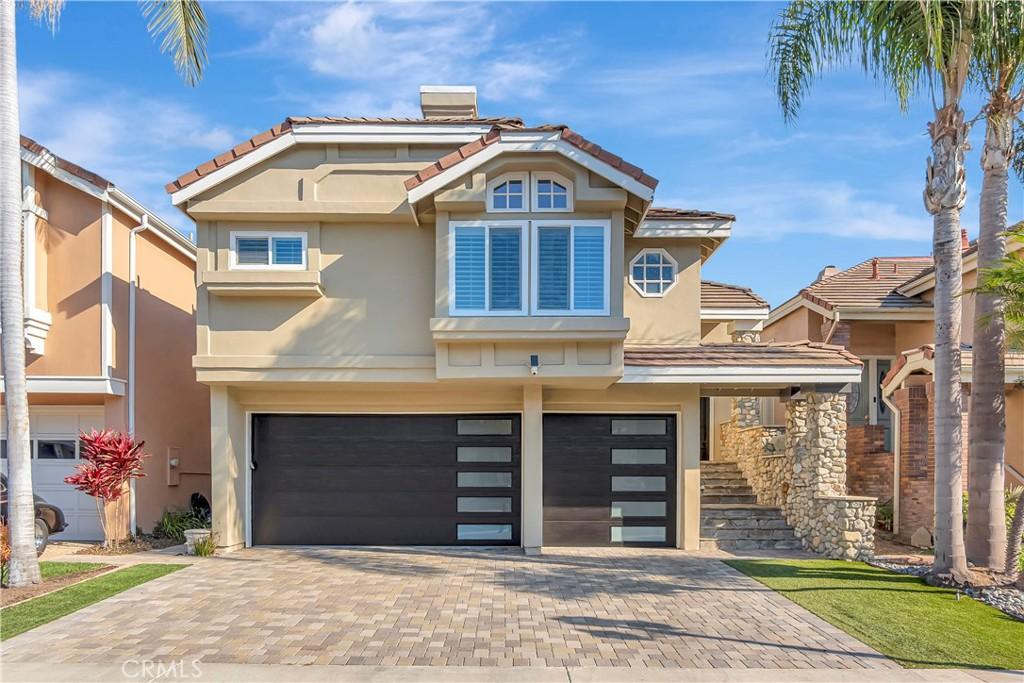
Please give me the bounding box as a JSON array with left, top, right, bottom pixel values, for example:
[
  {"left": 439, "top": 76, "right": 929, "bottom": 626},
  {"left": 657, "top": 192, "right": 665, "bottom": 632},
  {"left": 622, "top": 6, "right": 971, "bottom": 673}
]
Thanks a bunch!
[
  {"left": 769, "top": 0, "right": 991, "bottom": 581},
  {"left": 1, "top": 0, "right": 207, "bottom": 587},
  {"left": 965, "top": 1, "right": 1023, "bottom": 571}
]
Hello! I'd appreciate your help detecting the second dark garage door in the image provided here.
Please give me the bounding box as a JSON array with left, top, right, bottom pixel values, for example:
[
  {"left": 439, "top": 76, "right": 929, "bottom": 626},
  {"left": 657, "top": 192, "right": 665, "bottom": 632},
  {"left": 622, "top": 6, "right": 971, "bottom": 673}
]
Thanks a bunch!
[
  {"left": 543, "top": 414, "right": 676, "bottom": 547},
  {"left": 251, "top": 414, "right": 520, "bottom": 545}
]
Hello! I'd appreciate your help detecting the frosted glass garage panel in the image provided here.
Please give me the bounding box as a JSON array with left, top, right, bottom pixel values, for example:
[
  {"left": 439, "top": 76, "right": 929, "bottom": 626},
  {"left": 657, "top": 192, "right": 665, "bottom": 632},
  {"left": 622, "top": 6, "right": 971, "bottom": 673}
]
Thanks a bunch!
[
  {"left": 457, "top": 447, "right": 512, "bottom": 463},
  {"left": 611, "top": 501, "right": 667, "bottom": 518},
  {"left": 611, "top": 476, "right": 666, "bottom": 492},
  {"left": 457, "top": 472, "right": 512, "bottom": 488},
  {"left": 457, "top": 497, "right": 513, "bottom": 513},
  {"left": 611, "top": 419, "right": 667, "bottom": 435},
  {"left": 611, "top": 526, "right": 666, "bottom": 543},
  {"left": 611, "top": 449, "right": 666, "bottom": 465},
  {"left": 457, "top": 419, "right": 513, "bottom": 436},
  {"left": 457, "top": 524, "right": 513, "bottom": 541}
]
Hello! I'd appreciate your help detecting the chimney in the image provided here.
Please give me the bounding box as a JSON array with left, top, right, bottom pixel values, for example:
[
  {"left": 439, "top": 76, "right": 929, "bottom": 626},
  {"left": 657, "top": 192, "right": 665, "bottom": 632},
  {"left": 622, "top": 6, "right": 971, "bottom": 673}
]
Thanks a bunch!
[
  {"left": 961, "top": 229, "right": 970, "bottom": 252},
  {"left": 816, "top": 265, "right": 839, "bottom": 282},
  {"left": 870, "top": 257, "right": 880, "bottom": 280},
  {"left": 420, "top": 85, "right": 478, "bottom": 119}
]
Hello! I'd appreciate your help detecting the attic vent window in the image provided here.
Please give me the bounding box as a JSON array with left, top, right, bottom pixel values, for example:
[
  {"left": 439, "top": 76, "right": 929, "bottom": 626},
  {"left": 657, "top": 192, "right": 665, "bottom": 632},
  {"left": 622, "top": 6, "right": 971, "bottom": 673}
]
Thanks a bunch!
[
  {"left": 532, "top": 172, "right": 573, "bottom": 212},
  {"left": 629, "top": 248, "right": 677, "bottom": 298},
  {"left": 490, "top": 178, "right": 525, "bottom": 211}
]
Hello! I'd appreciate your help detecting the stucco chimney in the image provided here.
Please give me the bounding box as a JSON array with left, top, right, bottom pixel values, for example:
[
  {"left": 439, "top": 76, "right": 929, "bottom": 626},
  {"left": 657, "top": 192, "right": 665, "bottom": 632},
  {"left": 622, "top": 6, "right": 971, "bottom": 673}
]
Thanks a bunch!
[
  {"left": 816, "top": 265, "right": 839, "bottom": 282},
  {"left": 961, "top": 229, "right": 970, "bottom": 251},
  {"left": 420, "top": 85, "right": 478, "bottom": 119}
]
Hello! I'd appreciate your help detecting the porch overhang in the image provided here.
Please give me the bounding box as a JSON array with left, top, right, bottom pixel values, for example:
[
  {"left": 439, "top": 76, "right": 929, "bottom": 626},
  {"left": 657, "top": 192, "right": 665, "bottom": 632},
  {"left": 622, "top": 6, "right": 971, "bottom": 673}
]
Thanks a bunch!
[{"left": 620, "top": 341, "right": 863, "bottom": 394}]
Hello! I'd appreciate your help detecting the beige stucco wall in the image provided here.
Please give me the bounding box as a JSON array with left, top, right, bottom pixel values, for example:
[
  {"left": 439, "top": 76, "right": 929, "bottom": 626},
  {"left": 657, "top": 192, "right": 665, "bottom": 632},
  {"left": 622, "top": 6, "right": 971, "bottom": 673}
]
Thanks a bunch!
[
  {"left": 763, "top": 306, "right": 823, "bottom": 345},
  {"left": 625, "top": 239, "right": 702, "bottom": 345}
]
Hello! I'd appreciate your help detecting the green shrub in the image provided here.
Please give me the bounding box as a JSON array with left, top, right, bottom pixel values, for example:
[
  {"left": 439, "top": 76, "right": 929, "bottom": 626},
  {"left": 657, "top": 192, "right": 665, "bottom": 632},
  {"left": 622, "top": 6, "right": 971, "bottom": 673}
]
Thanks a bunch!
[
  {"left": 192, "top": 534, "right": 216, "bottom": 557},
  {"left": 153, "top": 509, "right": 209, "bottom": 543},
  {"left": 875, "top": 498, "right": 894, "bottom": 532}
]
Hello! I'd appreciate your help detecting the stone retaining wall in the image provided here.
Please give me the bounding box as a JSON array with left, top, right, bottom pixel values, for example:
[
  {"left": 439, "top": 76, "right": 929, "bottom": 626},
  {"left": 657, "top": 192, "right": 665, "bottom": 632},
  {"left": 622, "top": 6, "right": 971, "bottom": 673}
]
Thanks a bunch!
[{"left": 717, "top": 391, "right": 876, "bottom": 561}]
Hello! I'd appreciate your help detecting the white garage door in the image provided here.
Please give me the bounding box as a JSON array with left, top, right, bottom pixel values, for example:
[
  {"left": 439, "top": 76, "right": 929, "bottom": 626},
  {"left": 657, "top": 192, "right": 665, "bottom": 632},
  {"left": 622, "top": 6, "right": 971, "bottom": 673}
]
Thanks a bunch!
[{"left": 1, "top": 407, "right": 105, "bottom": 541}]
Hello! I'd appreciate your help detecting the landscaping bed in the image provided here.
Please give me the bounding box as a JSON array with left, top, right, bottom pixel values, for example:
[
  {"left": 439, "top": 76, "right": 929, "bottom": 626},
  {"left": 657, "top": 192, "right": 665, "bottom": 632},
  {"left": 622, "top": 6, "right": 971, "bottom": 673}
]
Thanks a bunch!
[
  {"left": 1, "top": 564, "right": 186, "bottom": 640},
  {"left": 74, "top": 533, "right": 180, "bottom": 556},
  {"left": 1, "top": 561, "right": 111, "bottom": 606},
  {"left": 726, "top": 558, "right": 1023, "bottom": 670}
]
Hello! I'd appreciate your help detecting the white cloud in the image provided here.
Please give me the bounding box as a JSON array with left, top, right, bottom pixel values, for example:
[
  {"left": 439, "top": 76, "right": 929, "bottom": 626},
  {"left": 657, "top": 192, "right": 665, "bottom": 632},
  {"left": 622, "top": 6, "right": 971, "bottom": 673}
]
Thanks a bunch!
[{"left": 661, "top": 180, "right": 932, "bottom": 242}]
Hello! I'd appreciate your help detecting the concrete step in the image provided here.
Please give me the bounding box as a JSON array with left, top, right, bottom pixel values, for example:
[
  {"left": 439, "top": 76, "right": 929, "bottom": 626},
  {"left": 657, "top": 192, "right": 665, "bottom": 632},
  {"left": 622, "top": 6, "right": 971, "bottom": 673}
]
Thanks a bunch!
[
  {"left": 701, "top": 515, "right": 793, "bottom": 531},
  {"left": 701, "top": 485, "right": 754, "bottom": 496},
  {"left": 700, "top": 462, "right": 743, "bottom": 472},
  {"left": 701, "top": 476, "right": 750, "bottom": 488},
  {"left": 700, "top": 527, "right": 796, "bottom": 541},
  {"left": 700, "top": 503, "right": 786, "bottom": 517},
  {"left": 701, "top": 537, "right": 804, "bottom": 551},
  {"left": 701, "top": 493, "right": 758, "bottom": 504}
]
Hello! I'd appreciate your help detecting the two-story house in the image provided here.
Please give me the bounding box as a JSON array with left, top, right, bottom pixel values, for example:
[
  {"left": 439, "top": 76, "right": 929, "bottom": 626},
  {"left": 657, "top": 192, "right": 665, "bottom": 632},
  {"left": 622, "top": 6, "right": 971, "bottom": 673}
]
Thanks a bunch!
[
  {"left": 1, "top": 137, "right": 211, "bottom": 541},
  {"left": 764, "top": 237, "right": 1024, "bottom": 544},
  {"left": 168, "top": 86, "right": 862, "bottom": 552}
]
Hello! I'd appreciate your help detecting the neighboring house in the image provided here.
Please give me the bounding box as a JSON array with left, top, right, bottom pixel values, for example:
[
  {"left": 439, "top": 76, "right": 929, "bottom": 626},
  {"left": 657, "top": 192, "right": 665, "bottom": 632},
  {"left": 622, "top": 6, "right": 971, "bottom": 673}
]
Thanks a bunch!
[
  {"left": 167, "top": 85, "right": 861, "bottom": 552},
  {"left": 0, "top": 137, "right": 211, "bottom": 540},
  {"left": 763, "top": 238, "right": 1024, "bottom": 544}
]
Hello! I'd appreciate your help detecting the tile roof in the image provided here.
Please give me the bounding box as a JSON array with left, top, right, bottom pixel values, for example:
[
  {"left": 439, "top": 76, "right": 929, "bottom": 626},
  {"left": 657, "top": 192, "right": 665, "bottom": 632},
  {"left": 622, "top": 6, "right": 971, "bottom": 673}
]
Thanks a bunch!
[
  {"left": 798, "top": 257, "right": 934, "bottom": 311},
  {"left": 624, "top": 341, "right": 862, "bottom": 368},
  {"left": 404, "top": 124, "right": 658, "bottom": 193},
  {"left": 646, "top": 207, "right": 736, "bottom": 221},
  {"left": 165, "top": 116, "right": 525, "bottom": 194},
  {"left": 21, "top": 136, "right": 112, "bottom": 191},
  {"left": 701, "top": 280, "right": 768, "bottom": 310}
]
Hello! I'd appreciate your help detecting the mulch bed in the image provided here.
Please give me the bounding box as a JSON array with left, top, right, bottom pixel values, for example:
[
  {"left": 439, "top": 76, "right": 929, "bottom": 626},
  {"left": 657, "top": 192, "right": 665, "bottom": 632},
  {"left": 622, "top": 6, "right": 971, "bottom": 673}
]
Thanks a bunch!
[
  {"left": 74, "top": 534, "right": 180, "bottom": 556},
  {"left": 1, "top": 565, "right": 114, "bottom": 607}
]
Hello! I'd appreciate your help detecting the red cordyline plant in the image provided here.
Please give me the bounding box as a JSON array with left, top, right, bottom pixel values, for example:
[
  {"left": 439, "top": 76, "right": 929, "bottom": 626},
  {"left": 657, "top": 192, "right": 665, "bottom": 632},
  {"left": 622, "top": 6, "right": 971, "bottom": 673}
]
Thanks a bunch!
[{"left": 64, "top": 430, "right": 148, "bottom": 547}]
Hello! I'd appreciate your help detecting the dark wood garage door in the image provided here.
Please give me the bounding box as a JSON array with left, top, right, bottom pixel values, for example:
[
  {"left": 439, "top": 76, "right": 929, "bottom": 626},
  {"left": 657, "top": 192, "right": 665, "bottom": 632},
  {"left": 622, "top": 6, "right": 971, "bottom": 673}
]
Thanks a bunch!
[
  {"left": 251, "top": 414, "right": 520, "bottom": 545},
  {"left": 543, "top": 414, "right": 676, "bottom": 547}
]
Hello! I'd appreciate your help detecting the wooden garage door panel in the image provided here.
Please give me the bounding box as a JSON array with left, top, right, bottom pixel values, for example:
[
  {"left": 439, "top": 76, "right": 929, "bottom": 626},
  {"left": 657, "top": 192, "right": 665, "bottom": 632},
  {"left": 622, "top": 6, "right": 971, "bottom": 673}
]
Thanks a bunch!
[
  {"left": 252, "top": 414, "right": 520, "bottom": 546},
  {"left": 543, "top": 414, "right": 676, "bottom": 547}
]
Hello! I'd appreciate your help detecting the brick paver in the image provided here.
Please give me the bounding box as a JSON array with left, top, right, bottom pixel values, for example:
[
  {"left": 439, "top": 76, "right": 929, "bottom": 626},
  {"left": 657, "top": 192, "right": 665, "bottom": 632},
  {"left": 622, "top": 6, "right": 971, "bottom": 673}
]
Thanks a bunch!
[{"left": 1, "top": 547, "right": 896, "bottom": 669}]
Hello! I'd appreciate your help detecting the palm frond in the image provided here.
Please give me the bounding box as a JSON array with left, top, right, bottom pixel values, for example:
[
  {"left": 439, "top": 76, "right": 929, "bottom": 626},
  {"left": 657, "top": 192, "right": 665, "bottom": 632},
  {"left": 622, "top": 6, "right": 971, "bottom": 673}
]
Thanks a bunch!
[
  {"left": 139, "top": 0, "right": 208, "bottom": 87},
  {"left": 28, "top": 0, "right": 64, "bottom": 33},
  {"left": 973, "top": 225, "right": 1024, "bottom": 346}
]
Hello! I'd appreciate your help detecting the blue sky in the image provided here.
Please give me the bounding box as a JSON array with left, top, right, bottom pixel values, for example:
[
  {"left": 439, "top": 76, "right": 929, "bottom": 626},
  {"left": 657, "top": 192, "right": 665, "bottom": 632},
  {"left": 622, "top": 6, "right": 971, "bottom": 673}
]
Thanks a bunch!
[{"left": 16, "top": 1, "right": 1022, "bottom": 306}]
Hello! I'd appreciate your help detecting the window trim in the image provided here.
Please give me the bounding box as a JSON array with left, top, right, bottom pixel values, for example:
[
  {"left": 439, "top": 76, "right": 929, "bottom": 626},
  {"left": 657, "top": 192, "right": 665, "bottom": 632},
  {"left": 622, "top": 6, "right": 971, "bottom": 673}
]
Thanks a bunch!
[
  {"left": 530, "top": 220, "right": 611, "bottom": 316},
  {"left": 531, "top": 172, "right": 574, "bottom": 212},
  {"left": 449, "top": 220, "right": 529, "bottom": 317},
  {"left": 629, "top": 248, "right": 678, "bottom": 298},
  {"left": 229, "top": 231, "right": 307, "bottom": 271},
  {"left": 486, "top": 173, "right": 529, "bottom": 213}
]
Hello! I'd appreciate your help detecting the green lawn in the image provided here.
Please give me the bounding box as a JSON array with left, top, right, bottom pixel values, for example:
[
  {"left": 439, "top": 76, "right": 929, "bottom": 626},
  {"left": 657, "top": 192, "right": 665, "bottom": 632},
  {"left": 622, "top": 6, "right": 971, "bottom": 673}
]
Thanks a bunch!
[
  {"left": 39, "top": 561, "right": 106, "bottom": 581},
  {"left": 1, "top": 564, "right": 186, "bottom": 641},
  {"left": 726, "top": 559, "right": 1024, "bottom": 670}
]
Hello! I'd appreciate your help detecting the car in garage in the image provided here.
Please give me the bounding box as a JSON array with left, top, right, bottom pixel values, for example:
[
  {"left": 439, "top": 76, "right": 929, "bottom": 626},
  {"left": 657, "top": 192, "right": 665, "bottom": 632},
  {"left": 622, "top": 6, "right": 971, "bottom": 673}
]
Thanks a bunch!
[{"left": 0, "top": 473, "right": 68, "bottom": 554}]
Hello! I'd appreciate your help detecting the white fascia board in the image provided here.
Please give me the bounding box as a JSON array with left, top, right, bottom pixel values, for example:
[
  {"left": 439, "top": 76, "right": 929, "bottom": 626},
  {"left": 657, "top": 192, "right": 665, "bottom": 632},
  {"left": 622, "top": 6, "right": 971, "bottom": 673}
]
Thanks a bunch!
[
  {"left": 171, "top": 134, "right": 296, "bottom": 206},
  {"left": 106, "top": 188, "right": 196, "bottom": 261},
  {"left": 634, "top": 221, "right": 733, "bottom": 239},
  {"left": 700, "top": 308, "right": 770, "bottom": 321},
  {"left": 20, "top": 146, "right": 107, "bottom": 201},
  {"left": 0, "top": 376, "right": 127, "bottom": 395},
  {"left": 767, "top": 294, "right": 836, "bottom": 326},
  {"left": 620, "top": 365, "right": 862, "bottom": 384},
  {"left": 408, "top": 134, "right": 657, "bottom": 205}
]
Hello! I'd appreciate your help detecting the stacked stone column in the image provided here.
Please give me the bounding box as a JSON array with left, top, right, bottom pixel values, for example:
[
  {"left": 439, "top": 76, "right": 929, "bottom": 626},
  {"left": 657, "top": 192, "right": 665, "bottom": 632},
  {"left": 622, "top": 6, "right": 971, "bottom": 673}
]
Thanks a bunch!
[{"left": 730, "top": 329, "right": 762, "bottom": 428}]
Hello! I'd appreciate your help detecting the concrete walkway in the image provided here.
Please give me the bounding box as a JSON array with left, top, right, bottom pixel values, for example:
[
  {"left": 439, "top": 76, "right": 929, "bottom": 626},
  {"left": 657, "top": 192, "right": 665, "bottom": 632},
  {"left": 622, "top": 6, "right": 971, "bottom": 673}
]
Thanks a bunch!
[{"left": 2, "top": 662, "right": 1018, "bottom": 682}]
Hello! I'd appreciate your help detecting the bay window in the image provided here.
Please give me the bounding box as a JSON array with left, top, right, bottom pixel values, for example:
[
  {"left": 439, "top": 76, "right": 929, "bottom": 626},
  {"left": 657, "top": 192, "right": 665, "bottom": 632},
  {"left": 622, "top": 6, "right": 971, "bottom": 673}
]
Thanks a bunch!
[
  {"left": 451, "top": 221, "right": 528, "bottom": 315},
  {"left": 532, "top": 220, "right": 610, "bottom": 316}
]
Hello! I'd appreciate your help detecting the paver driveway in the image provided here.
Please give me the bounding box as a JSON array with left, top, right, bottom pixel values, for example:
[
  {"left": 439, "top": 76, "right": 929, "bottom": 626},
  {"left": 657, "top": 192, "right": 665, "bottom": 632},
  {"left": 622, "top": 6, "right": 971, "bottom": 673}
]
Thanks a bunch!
[{"left": 2, "top": 547, "right": 896, "bottom": 669}]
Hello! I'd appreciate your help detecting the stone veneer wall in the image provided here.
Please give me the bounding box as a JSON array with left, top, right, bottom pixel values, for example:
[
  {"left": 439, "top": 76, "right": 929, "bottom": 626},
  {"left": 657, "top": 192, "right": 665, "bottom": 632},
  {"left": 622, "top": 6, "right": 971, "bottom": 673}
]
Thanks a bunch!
[
  {"left": 892, "top": 382, "right": 970, "bottom": 546},
  {"left": 846, "top": 424, "right": 894, "bottom": 501},
  {"left": 718, "top": 391, "right": 876, "bottom": 560}
]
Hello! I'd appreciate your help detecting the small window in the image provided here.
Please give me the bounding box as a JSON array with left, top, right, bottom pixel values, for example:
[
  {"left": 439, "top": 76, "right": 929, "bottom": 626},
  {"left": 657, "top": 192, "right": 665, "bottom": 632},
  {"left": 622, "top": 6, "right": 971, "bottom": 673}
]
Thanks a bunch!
[
  {"left": 611, "top": 476, "right": 666, "bottom": 492},
  {"left": 230, "top": 232, "right": 306, "bottom": 269},
  {"left": 457, "top": 446, "right": 512, "bottom": 463},
  {"left": 532, "top": 173, "right": 572, "bottom": 211},
  {"left": 457, "top": 419, "right": 513, "bottom": 436},
  {"left": 611, "top": 448, "right": 667, "bottom": 465},
  {"left": 488, "top": 174, "right": 527, "bottom": 212},
  {"left": 457, "top": 524, "right": 513, "bottom": 541},
  {"left": 458, "top": 497, "right": 513, "bottom": 513},
  {"left": 611, "top": 501, "right": 666, "bottom": 518},
  {"left": 611, "top": 418, "right": 667, "bottom": 435},
  {"left": 37, "top": 440, "right": 76, "bottom": 460},
  {"left": 457, "top": 472, "right": 513, "bottom": 488},
  {"left": 611, "top": 526, "right": 666, "bottom": 543},
  {"left": 629, "top": 249, "right": 677, "bottom": 297}
]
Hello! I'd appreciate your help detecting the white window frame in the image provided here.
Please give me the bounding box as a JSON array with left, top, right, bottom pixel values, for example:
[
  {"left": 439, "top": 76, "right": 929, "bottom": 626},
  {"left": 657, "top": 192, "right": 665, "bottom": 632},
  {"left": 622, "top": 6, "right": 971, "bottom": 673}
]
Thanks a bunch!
[
  {"left": 449, "top": 220, "right": 529, "bottom": 317},
  {"left": 486, "top": 173, "right": 529, "bottom": 213},
  {"left": 629, "top": 248, "right": 678, "bottom": 298},
  {"left": 530, "top": 220, "right": 611, "bottom": 317},
  {"left": 531, "top": 172, "right": 574, "bottom": 212},
  {"left": 229, "top": 231, "right": 307, "bottom": 271}
]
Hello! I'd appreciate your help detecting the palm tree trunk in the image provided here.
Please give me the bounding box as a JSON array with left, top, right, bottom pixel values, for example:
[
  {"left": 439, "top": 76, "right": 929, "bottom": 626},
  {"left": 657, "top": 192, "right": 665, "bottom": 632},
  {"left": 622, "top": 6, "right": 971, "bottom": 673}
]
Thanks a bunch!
[
  {"left": 0, "top": 0, "right": 40, "bottom": 586},
  {"left": 966, "top": 103, "right": 1012, "bottom": 570},
  {"left": 924, "top": 102, "right": 971, "bottom": 582}
]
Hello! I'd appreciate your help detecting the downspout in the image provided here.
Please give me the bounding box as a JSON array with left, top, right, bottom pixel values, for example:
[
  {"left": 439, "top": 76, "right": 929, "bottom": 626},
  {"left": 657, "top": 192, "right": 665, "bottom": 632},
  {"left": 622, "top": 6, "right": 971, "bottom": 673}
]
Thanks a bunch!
[
  {"left": 128, "top": 214, "right": 150, "bottom": 536},
  {"left": 881, "top": 390, "right": 901, "bottom": 535}
]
